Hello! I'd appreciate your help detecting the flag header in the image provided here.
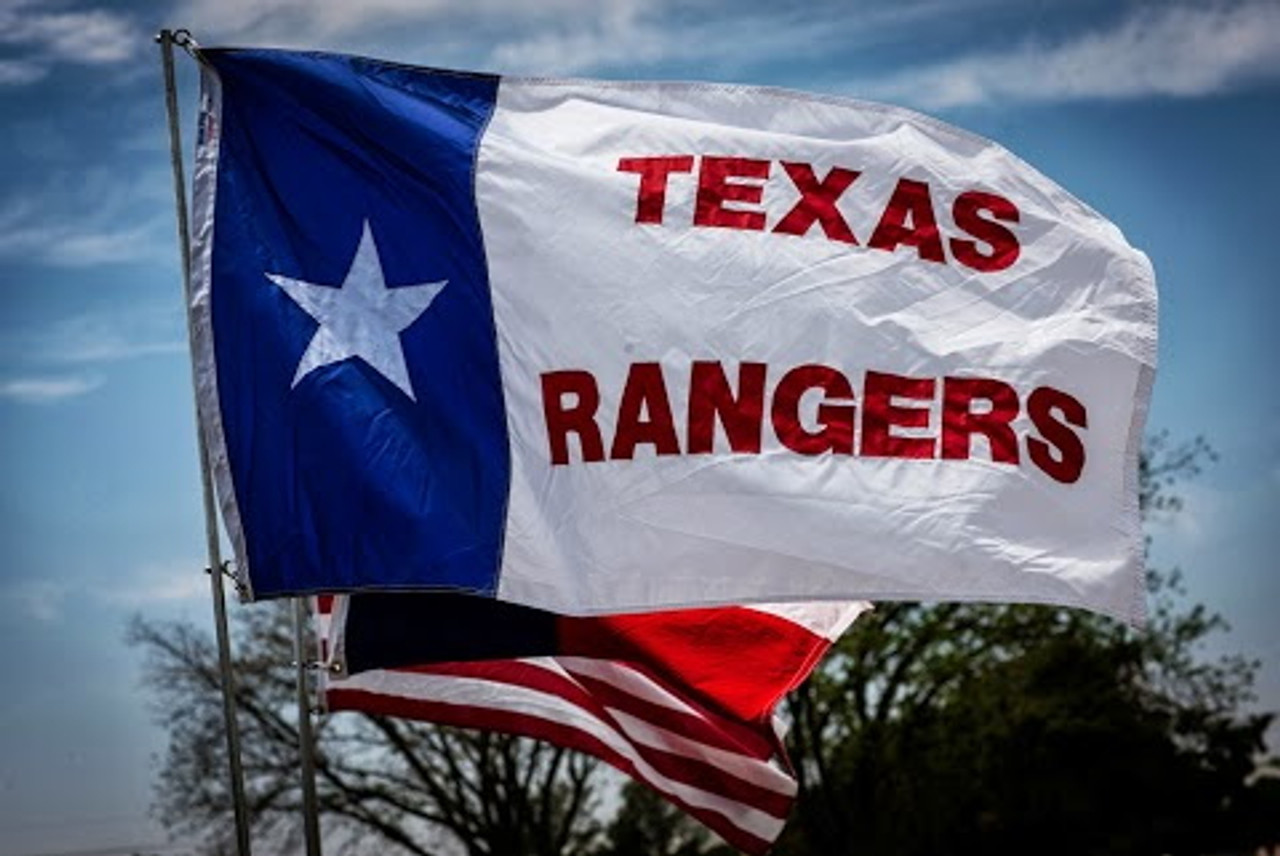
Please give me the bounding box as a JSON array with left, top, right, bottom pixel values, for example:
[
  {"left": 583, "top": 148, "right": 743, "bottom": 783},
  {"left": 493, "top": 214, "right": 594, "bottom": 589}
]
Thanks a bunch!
[{"left": 192, "top": 48, "right": 1156, "bottom": 623}]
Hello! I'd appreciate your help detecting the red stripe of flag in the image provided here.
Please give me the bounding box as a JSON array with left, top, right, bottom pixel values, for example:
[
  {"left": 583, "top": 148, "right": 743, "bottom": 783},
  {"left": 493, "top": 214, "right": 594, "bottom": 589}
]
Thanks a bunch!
[
  {"left": 325, "top": 681, "right": 780, "bottom": 854},
  {"left": 315, "top": 595, "right": 868, "bottom": 853}
]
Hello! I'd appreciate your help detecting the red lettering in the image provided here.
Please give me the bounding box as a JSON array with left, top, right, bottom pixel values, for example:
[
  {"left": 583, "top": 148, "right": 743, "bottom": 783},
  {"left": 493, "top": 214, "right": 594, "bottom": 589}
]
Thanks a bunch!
[
  {"left": 772, "top": 162, "right": 860, "bottom": 244},
  {"left": 867, "top": 178, "right": 946, "bottom": 264},
  {"left": 771, "top": 365, "right": 855, "bottom": 455},
  {"left": 618, "top": 156, "right": 694, "bottom": 224},
  {"left": 694, "top": 156, "right": 770, "bottom": 231},
  {"left": 620, "top": 155, "right": 1024, "bottom": 276},
  {"left": 950, "top": 191, "right": 1021, "bottom": 272},
  {"left": 611, "top": 363, "right": 681, "bottom": 460},
  {"left": 687, "top": 361, "right": 767, "bottom": 454},
  {"left": 861, "top": 371, "right": 936, "bottom": 458},
  {"left": 941, "top": 377, "right": 1020, "bottom": 463},
  {"left": 1027, "top": 386, "right": 1087, "bottom": 484},
  {"left": 542, "top": 371, "right": 604, "bottom": 465}
]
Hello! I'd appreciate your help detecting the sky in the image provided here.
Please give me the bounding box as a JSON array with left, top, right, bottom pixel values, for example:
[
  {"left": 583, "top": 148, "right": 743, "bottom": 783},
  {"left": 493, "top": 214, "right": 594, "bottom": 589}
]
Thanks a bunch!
[{"left": 0, "top": 0, "right": 1277, "bottom": 852}]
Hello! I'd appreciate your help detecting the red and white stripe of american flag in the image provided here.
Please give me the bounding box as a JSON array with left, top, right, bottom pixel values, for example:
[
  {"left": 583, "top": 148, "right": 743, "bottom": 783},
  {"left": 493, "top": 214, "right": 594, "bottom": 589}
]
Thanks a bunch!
[{"left": 313, "top": 596, "right": 867, "bottom": 854}]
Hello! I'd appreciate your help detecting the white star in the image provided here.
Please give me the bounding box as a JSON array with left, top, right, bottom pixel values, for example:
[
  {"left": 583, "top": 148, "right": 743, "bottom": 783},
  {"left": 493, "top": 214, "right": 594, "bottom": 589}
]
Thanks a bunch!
[{"left": 268, "top": 220, "right": 446, "bottom": 401}]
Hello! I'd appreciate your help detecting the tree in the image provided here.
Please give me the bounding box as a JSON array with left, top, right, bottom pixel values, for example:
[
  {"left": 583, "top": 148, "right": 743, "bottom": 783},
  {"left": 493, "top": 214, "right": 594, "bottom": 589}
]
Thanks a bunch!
[
  {"left": 596, "top": 781, "right": 735, "bottom": 856},
  {"left": 776, "top": 435, "right": 1278, "bottom": 856},
  {"left": 133, "top": 434, "right": 1278, "bottom": 854},
  {"left": 128, "top": 600, "right": 603, "bottom": 856}
]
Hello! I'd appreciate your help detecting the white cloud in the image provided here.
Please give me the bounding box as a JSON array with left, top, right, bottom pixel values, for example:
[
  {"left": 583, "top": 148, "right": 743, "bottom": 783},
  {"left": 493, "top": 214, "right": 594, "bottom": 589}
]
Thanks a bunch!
[
  {"left": 47, "top": 328, "right": 184, "bottom": 364},
  {"left": 172, "top": 0, "right": 524, "bottom": 46},
  {"left": 1148, "top": 479, "right": 1228, "bottom": 548},
  {"left": 855, "top": 1, "right": 1280, "bottom": 109},
  {"left": 97, "top": 560, "right": 209, "bottom": 607},
  {"left": 171, "top": 0, "right": 978, "bottom": 74},
  {"left": 0, "top": 58, "right": 45, "bottom": 85},
  {"left": 1, "top": 305, "right": 186, "bottom": 366},
  {"left": 0, "top": 167, "right": 173, "bottom": 268},
  {"left": 0, "top": 215, "right": 171, "bottom": 267},
  {"left": 0, "top": 374, "right": 103, "bottom": 403},
  {"left": 3, "top": 580, "right": 71, "bottom": 622},
  {"left": 484, "top": 0, "right": 681, "bottom": 74},
  {"left": 1, "top": 8, "right": 137, "bottom": 63},
  {"left": 0, "top": 306, "right": 184, "bottom": 403},
  {"left": 1, "top": 560, "right": 207, "bottom": 623},
  {"left": 0, "top": 2, "right": 138, "bottom": 84},
  {"left": 1146, "top": 468, "right": 1280, "bottom": 603},
  {"left": 175, "top": 0, "right": 444, "bottom": 40},
  {"left": 480, "top": 1, "right": 832, "bottom": 75},
  {"left": 0, "top": 308, "right": 184, "bottom": 408}
]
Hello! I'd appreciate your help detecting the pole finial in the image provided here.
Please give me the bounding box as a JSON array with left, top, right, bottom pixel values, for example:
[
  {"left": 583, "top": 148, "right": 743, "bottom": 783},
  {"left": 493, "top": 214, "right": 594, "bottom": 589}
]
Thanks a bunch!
[{"left": 155, "top": 28, "right": 199, "bottom": 53}]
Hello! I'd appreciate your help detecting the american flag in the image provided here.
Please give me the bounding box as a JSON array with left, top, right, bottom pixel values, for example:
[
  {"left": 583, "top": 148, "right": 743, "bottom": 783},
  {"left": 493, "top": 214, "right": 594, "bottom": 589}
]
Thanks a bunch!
[{"left": 314, "top": 595, "right": 867, "bottom": 853}]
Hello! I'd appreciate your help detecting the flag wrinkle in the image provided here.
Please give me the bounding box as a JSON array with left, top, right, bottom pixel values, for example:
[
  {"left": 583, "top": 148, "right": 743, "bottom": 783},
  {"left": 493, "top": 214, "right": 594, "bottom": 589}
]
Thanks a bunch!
[
  {"left": 326, "top": 672, "right": 787, "bottom": 850},
  {"left": 602, "top": 708, "right": 797, "bottom": 797},
  {"left": 559, "top": 665, "right": 777, "bottom": 760},
  {"left": 416, "top": 656, "right": 777, "bottom": 761},
  {"left": 316, "top": 594, "right": 858, "bottom": 853}
]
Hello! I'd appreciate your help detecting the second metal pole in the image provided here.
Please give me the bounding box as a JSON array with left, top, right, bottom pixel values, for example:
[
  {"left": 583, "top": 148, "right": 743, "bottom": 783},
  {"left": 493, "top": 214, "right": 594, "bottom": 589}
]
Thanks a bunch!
[{"left": 293, "top": 598, "right": 323, "bottom": 856}]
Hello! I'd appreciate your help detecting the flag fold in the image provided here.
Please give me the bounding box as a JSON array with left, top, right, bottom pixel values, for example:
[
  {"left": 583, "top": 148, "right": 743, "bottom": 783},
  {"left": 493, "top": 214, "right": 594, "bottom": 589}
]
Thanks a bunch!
[
  {"left": 193, "top": 47, "right": 1156, "bottom": 623},
  {"left": 315, "top": 595, "right": 870, "bottom": 854}
]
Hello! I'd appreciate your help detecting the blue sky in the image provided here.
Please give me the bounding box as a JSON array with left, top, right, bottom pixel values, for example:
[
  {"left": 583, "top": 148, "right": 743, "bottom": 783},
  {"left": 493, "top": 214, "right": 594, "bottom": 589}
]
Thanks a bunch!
[{"left": 0, "top": 0, "right": 1277, "bottom": 852}]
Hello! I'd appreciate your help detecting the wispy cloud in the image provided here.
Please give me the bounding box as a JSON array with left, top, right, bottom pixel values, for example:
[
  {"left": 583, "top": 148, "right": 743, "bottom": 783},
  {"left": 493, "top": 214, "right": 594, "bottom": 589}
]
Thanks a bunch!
[
  {"left": 97, "top": 559, "right": 210, "bottom": 607},
  {"left": 0, "top": 304, "right": 185, "bottom": 367},
  {"left": 0, "top": 304, "right": 184, "bottom": 406},
  {"left": 1146, "top": 468, "right": 1280, "bottom": 579},
  {"left": 0, "top": 2, "right": 139, "bottom": 85},
  {"left": 175, "top": 0, "right": 448, "bottom": 41},
  {"left": 171, "top": 0, "right": 985, "bottom": 75},
  {"left": 171, "top": 0, "right": 671, "bottom": 68},
  {"left": 854, "top": 1, "right": 1280, "bottom": 109},
  {"left": 0, "top": 374, "right": 103, "bottom": 404},
  {"left": 172, "top": 0, "right": 622, "bottom": 43},
  {"left": 481, "top": 1, "right": 856, "bottom": 76},
  {"left": 1148, "top": 479, "right": 1228, "bottom": 548},
  {"left": 486, "top": 1, "right": 669, "bottom": 74},
  {"left": 3, "top": 580, "right": 71, "bottom": 622},
  {"left": 0, "top": 216, "right": 173, "bottom": 268},
  {"left": 0, "top": 58, "right": 45, "bottom": 86},
  {"left": 1, "top": 560, "right": 207, "bottom": 623},
  {"left": 0, "top": 167, "right": 173, "bottom": 268}
]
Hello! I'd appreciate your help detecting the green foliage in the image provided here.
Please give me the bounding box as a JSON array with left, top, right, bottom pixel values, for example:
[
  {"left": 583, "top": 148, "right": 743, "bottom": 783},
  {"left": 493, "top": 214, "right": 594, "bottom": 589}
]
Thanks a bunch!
[
  {"left": 775, "top": 436, "right": 1277, "bottom": 856},
  {"left": 596, "top": 781, "right": 735, "bottom": 856},
  {"left": 131, "top": 434, "right": 1278, "bottom": 855},
  {"left": 778, "top": 600, "right": 1275, "bottom": 855}
]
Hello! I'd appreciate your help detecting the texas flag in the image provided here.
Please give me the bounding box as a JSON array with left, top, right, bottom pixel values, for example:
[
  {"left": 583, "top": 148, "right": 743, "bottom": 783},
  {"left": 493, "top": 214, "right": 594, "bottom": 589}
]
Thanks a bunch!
[{"left": 190, "top": 48, "right": 1156, "bottom": 623}]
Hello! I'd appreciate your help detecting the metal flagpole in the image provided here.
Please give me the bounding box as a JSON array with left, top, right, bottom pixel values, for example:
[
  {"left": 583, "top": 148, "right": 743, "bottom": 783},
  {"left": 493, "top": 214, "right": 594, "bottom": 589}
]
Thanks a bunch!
[
  {"left": 293, "top": 599, "right": 323, "bottom": 856},
  {"left": 157, "top": 28, "right": 254, "bottom": 856}
]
